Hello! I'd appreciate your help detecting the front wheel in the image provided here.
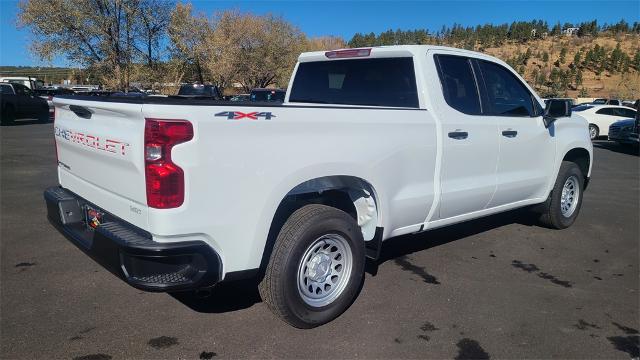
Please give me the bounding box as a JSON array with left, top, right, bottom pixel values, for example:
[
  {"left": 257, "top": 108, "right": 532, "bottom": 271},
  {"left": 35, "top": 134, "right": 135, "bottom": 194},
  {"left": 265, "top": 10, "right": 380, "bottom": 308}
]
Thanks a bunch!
[
  {"left": 259, "top": 204, "right": 365, "bottom": 328},
  {"left": 538, "top": 161, "right": 585, "bottom": 229},
  {"left": 588, "top": 124, "right": 599, "bottom": 140}
]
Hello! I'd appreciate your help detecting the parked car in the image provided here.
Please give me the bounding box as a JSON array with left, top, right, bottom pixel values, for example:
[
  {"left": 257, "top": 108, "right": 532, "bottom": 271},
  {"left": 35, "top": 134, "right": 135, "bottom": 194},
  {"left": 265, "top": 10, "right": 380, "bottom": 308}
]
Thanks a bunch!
[
  {"left": 45, "top": 45, "right": 592, "bottom": 328},
  {"left": 544, "top": 98, "right": 575, "bottom": 109},
  {"left": 591, "top": 98, "right": 623, "bottom": 106},
  {"left": 1, "top": 82, "right": 49, "bottom": 125},
  {"left": 230, "top": 94, "right": 250, "bottom": 102},
  {"left": 0, "top": 76, "right": 44, "bottom": 90},
  {"left": 35, "top": 88, "right": 76, "bottom": 120},
  {"left": 250, "top": 88, "right": 285, "bottom": 102},
  {"left": 110, "top": 91, "right": 147, "bottom": 97},
  {"left": 177, "top": 83, "right": 222, "bottom": 99},
  {"left": 608, "top": 119, "right": 639, "bottom": 146},
  {"left": 609, "top": 99, "right": 640, "bottom": 147},
  {"left": 572, "top": 104, "right": 637, "bottom": 140}
]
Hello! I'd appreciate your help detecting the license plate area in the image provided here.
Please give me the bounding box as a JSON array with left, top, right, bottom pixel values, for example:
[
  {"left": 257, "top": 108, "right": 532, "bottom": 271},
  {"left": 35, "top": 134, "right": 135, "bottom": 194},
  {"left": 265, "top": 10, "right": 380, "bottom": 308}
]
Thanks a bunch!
[{"left": 85, "top": 205, "right": 105, "bottom": 230}]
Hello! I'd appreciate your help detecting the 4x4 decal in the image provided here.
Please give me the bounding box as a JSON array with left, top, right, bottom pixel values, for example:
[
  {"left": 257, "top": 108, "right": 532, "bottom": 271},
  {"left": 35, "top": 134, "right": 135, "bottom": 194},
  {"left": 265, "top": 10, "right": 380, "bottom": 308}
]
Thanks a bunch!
[{"left": 215, "top": 111, "right": 276, "bottom": 120}]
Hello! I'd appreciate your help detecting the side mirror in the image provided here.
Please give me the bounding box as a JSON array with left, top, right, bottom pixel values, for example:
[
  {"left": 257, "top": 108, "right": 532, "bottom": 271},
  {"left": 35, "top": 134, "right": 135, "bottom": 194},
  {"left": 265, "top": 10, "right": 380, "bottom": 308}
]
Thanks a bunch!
[{"left": 543, "top": 99, "right": 572, "bottom": 128}]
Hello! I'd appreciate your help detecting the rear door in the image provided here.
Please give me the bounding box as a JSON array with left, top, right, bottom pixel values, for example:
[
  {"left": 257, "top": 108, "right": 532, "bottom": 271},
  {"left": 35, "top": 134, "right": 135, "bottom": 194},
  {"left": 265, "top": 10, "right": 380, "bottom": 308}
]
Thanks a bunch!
[
  {"left": 428, "top": 52, "right": 500, "bottom": 219},
  {"left": 53, "top": 97, "right": 147, "bottom": 207},
  {"left": 474, "top": 59, "right": 555, "bottom": 206}
]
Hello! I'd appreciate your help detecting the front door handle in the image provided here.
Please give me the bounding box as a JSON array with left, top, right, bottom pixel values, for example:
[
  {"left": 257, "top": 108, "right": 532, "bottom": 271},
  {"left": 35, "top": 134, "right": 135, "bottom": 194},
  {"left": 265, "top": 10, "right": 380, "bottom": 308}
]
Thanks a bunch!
[
  {"left": 502, "top": 130, "right": 518, "bottom": 138},
  {"left": 448, "top": 131, "right": 468, "bottom": 140}
]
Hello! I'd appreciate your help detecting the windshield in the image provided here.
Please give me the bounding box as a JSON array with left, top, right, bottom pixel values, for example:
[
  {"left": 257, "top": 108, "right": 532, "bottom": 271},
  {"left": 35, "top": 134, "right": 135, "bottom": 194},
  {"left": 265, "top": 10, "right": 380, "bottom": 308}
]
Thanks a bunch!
[
  {"left": 573, "top": 105, "right": 593, "bottom": 112},
  {"left": 592, "top": 99, "right": 607, "bottom": 104},
  {"left": 250, "top": 90, "right": 285, "bottom": 102},
  {"left": 179, "top": 84, "right": 214, "bottom": 96}
]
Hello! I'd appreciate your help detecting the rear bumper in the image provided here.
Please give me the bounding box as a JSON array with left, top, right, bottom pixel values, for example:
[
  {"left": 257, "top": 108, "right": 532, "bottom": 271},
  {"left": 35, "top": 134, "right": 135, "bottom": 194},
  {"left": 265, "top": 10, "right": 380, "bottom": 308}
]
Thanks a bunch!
[{"left": 44, "top": 186, "right": 221, "bottom": 292}]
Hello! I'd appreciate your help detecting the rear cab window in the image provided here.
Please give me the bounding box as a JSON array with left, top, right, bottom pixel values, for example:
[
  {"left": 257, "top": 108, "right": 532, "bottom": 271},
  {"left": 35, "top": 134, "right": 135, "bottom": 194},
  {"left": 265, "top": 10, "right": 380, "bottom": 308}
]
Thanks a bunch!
[{"left": 289, "top": 57, "right": 419, "bottom": 108}]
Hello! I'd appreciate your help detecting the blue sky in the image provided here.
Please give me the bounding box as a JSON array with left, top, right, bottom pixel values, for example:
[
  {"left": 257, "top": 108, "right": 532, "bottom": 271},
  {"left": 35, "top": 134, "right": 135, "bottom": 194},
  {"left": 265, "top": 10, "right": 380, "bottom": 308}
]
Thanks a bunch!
[{"left": 1, "top": 0, "right": 638, "bottom": 67}]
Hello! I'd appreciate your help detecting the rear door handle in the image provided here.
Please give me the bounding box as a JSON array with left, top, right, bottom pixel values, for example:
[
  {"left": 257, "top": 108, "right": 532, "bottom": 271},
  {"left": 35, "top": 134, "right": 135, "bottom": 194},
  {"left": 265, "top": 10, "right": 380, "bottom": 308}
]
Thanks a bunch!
[
  {"left": 502, "top": 130, "right": 518, "bottom": 138},
  {"left": 448, "top": 131, "right": 468, "bottom": 140}
]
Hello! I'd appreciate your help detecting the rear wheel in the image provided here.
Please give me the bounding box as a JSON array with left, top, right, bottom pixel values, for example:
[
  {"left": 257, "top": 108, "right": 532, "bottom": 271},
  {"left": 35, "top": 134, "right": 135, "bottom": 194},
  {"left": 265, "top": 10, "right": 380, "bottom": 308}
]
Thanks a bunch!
[
  {"left": 259, "top": 204, "right": 365, "bottom": 328},
  {"left": 538, "top": 161, "right": 585, "bottom": 229},
  {"left": 588, "top": 124, "right": 599, "bottom": 140}
]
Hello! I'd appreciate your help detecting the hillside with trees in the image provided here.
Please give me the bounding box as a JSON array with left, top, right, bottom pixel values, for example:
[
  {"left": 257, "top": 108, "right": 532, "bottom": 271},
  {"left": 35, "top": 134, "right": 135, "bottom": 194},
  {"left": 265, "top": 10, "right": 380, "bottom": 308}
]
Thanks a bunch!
[
  {"left": 348, "top": 20, "right": 640, "bottom": 99},
  {"left": 13, "top": 2, "right": 640, "bottom": 98}
]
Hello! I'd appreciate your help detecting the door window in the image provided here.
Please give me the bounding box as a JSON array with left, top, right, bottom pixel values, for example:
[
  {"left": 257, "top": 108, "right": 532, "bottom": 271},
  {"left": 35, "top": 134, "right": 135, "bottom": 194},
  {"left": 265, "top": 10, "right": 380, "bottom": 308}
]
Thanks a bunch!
[
  {"left": 478, "top": 60, "right": 535, "bottom": 117},
  {"left": 595, "top": 108, "right": 614, "bottom": 116},
  {"left": 611, "top": 107, "right": 637, "bottom": 118},
  {"left": 434, "top": 55, "right": 481, "bottom": 115}
]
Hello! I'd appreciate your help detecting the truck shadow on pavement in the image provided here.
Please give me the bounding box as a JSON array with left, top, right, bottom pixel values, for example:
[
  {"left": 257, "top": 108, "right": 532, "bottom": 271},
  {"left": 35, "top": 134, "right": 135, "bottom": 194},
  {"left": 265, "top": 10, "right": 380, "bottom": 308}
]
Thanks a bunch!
[
  {"left": 370, "top": 209, "right": 538, "bottom": 272},
  {"left": 169, "top": 279, "right": 262, "bottom": 313},
  {"left": 171, "top": 209, "right": 538, "bottom": 314}
]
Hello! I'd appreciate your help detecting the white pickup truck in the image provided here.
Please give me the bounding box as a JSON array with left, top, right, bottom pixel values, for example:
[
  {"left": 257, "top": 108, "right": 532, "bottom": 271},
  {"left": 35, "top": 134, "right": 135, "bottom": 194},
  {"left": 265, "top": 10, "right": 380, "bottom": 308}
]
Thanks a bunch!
[{"left": 45, "top": 45, "right": 592, "bottom": 328}]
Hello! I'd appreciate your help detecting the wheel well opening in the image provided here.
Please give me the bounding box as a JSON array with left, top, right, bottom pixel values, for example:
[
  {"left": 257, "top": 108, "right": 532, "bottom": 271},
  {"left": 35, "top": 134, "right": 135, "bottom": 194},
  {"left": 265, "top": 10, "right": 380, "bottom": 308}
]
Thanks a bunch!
[
  {"left": 563, "top": 148, "right": 590, "bottom": 180},
  {"left": 258, "top": 177, "right": 379, "bottom": 278}
]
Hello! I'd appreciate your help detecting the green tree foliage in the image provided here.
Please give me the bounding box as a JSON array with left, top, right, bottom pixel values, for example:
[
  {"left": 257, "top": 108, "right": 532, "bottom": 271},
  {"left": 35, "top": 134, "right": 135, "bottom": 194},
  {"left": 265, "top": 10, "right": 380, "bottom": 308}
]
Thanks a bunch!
[
  {"left": 578, "top": 87, "right": 589, "bottom": 97},
  {"left": 559, "top": 47, "right": 568, "bottom": 64},
  {"left": 573, "top": 52, "right": 582, "bottom": 67},
  {"left": 633, "top": 50, "right": 640, "bottom": 70}
]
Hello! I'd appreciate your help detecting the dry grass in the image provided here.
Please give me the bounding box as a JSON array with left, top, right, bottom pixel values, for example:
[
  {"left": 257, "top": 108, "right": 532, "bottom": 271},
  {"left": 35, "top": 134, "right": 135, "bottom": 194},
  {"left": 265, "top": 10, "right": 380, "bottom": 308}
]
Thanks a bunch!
[{"left": 480, "top": 34, "right": 640, "bottom": 99}]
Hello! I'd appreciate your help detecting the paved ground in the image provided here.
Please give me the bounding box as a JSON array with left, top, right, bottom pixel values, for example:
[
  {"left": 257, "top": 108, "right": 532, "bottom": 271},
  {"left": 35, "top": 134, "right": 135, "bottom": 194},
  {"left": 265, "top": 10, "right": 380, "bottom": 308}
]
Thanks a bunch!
[{"left": 1, "top": 121, "right": 639, "bottom": 360}]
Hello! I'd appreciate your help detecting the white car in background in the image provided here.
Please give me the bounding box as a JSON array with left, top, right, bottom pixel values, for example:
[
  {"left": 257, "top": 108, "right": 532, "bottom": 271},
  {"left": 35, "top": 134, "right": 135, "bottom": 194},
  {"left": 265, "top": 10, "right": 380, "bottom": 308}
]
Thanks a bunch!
[{"left": 573, "top": 104, "right": 637, "bottom": 140}]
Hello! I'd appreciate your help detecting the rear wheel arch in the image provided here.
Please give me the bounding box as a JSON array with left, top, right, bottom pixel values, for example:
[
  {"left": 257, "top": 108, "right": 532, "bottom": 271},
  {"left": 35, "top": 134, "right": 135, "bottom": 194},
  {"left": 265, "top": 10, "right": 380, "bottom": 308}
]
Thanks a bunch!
[{"left": 258, "top": 176, "right": 380, "bottom": 275}]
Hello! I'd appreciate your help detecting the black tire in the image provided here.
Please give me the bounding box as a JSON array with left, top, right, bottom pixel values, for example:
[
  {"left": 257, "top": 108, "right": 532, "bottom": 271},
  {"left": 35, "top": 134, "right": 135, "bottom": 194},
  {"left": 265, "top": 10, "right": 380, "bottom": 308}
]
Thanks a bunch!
[
  {"left": 259, "top": 204, "right": 365, "bottom": 328},
  {"left": 539, "top": 161, "right": 585, "bottom": 229},
  {"left": 38, "top": 109, "right": 50, "bottom": 123},
  {"left": 588, "top": 124, "right": 599, "bottom": 140},
  {"left": 1, "top": 105, "right": 15, "bottom": 125}
]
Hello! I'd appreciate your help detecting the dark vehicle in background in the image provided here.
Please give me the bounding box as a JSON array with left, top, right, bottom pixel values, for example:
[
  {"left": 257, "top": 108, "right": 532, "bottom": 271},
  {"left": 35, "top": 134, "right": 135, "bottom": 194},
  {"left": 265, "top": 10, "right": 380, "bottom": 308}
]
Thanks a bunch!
[
  {"left": 609, "top": 119, "right": 639, "bottom": 146},
  {"left": 35, "top": 88, "right": 76, "bottom": 120},
  {"left": 544, "top": 98, "right": 575, "bottom": 108},
  {"left": 250, "top": 88, "right": 285, "bottom": 102},
  {"left": 609, "top": 100, "right": 640, "bottom": 147},
  {"left": 177, "top": 83, "right": 222, "bottom": 99},
  {"left": 1, "top": 82, "right": 49, "bottom": 125},
  {"left": 230, "top": 94, "right": 250, "bottom": 102},
  {"left": 110, "top": 91, "right": 148, "bottom": 97},
  {"left": 76, "top": 90, "right": 115, "bottom": 97}
]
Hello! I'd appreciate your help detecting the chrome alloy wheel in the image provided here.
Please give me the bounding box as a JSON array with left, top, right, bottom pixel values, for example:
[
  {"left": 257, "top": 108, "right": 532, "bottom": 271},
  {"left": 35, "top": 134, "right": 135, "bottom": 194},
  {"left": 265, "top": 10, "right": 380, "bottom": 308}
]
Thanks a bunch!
[
  {"left": 589, "top": 125, "right": 598, "bottom": 140},
  {"left": 297, "top": 234, "right": 353, "bottom": 307},
  {"left": 560, "top": 175, "right": 580, "bottom": 217}
]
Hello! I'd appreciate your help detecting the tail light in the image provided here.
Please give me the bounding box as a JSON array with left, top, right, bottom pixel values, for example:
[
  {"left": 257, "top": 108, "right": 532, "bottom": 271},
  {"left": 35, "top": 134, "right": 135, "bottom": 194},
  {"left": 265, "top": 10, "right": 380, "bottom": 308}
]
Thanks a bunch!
[
  {"left": 144, "top": 119, "right": 193, "bottom": 209},
  {"left": 53, "top": 107, "right": 58, "bottom": 164}
]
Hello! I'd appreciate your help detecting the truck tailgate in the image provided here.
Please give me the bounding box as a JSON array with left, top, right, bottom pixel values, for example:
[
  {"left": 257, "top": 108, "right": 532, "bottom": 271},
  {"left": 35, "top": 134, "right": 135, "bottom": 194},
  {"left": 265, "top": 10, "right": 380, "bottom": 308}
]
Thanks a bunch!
[{"left": 53, "top": 97, "right": 146, "bottom": 206}]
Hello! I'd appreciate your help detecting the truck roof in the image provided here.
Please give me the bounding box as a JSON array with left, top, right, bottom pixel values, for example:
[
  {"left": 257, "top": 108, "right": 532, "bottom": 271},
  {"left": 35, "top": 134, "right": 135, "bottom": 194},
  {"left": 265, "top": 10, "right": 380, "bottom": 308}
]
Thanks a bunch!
[{"left": 298, "top": 45, "right": 505, "bottom": 65}]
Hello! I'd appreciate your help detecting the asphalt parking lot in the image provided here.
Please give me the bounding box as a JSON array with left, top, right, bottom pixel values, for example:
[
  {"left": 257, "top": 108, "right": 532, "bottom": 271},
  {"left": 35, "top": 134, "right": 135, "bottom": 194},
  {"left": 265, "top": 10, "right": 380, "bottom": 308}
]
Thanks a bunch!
[{"left": 1, "top": 121, "right": 638, "bottom": 359}]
